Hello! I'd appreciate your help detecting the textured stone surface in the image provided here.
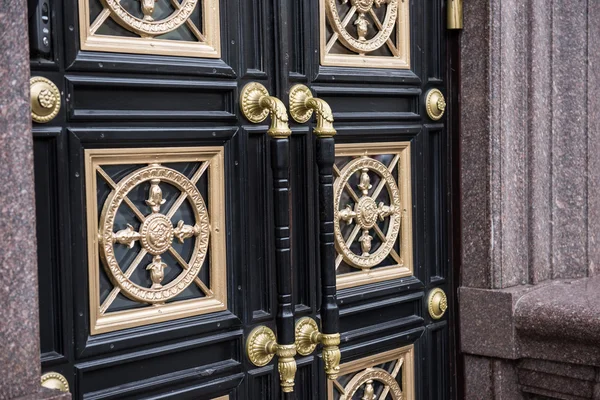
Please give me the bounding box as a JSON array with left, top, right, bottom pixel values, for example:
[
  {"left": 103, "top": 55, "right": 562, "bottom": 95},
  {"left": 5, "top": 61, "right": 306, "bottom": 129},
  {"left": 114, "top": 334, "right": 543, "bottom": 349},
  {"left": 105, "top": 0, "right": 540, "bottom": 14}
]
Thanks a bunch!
[
  {"left": 459, "top": 286, "right": 520, "bottom": 359},
  {"left": 527, "top": 0, "right": 553, "bottom": 284},
  {"left": 588, "top": 0, "right": 600, "bottom": 278},
  {"left": 460, "top": 0, "right": 493, "bottom": 289},
  {"left": 551, "top": 1, "right": 589, "bottom": 279},
  {"left": 515, "top": 277, "right": 600, "bottom": 345},
  {"left": 464, "top": 355, "right": 494, "bottom": 399},
  {"left": 0, "top": 1, "right": 45, "bottom": 399},
  {"left": 16, "top": 388, "right": 70, "bottom": 400},
  {"left": 461, "top": 0, "right": 600, "bottom": 395}
]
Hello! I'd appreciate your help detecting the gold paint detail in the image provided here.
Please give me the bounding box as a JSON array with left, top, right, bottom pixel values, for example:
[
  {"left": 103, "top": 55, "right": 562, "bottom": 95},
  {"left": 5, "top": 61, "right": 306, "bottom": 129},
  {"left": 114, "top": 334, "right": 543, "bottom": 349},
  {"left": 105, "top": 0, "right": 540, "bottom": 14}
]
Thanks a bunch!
[
  {"left": 247, "top": 326, "right": 278, "bottom": 367},
  {"left": 321, "top": 333, "right": 342, "bottom": 380},
  {"left": 448, "top": 0, "right": 463, "bottom": 29},
  {"left": 99, "top": 164, "right": 210, "bottom": 303},
  {"left": 342, "top": 368, "right": 402, "bottom": 399},
  {"left": 328, "top": 345, "right": 415, "bottom": 400},
  {"left": 277, "top": 344, "right": 298, "bottom": 393},
  {"left": 86, "top": 148, "right": 227, "bottom": 334},
  {"left": 326, "top": 0, "right": 397, "bottom": 54},
  {"left": 334, "top": 157, "right": 401, "bottom": 269},
  {"left": 294, "top": 318, "right": 341, "bottom": 380},
  {"left": 41, "top": 372, "right": 70, "bottom": 393},
  {"left": 240, "top": 83, "right": 292, "bottom": 138},
  {"left": 289, "top": 84, "right": 337, "bottom": 137},
  {"left": 425, "top": 89, "right": 446, "bottom": 121},
  {"left": 428, "top": 287, "right": 448, "bottom": 320},
  {"left": 334, "top": 143, "right": 413, "bottom": 289},
  {"left": 246, "top": 326, "right": 298, "bottom": 393},
  {"left": 78, "top": 0, "right": 220, "bottom": 58},
  {"left": 30, "top": 77, "right": 61, "bottom": 124},
  {"left": 320, "top": 0, "right": 410, "bottom": 68},
  {"left": 295, "top": 317, "right": 320, "bottom": 356},
  {"left": 100, "top": 0, "right": 198, "bottom": 37}
]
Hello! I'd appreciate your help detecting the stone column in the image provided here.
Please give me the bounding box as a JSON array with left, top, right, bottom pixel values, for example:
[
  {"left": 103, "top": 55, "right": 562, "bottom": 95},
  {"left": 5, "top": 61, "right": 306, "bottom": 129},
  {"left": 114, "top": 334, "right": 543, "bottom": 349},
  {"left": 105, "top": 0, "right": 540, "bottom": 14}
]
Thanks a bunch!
[
  {"left": 460, "top": 0, "right": 600, "bottom": 398},
  {"left": 0, "top": 2, "right": 69, "bottom": 399}
]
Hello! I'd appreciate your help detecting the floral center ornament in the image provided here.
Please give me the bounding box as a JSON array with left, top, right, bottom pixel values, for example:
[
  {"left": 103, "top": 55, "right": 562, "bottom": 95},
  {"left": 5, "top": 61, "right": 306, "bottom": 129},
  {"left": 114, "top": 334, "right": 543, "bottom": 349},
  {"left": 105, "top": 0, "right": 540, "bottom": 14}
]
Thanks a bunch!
[
  {"left": 326, "top": 0, "right": 398, "bottom": 54},
  {"left": 100, "top": 164, "right": 210, "bottom": 303},
  {"left": 100, "top": 0, "right": 199, "bottom": 38},
  {"left": 334, "top": 157, "right": 402, "bottom": 270}
]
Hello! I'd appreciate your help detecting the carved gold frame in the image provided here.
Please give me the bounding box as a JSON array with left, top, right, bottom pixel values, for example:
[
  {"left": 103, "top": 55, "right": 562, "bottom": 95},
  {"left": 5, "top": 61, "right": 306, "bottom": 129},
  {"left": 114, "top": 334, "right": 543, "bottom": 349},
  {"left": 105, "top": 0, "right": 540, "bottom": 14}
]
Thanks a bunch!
[
  {"left": 335, "top": 142, "right": 413, "bottom": 290},
  {"left": 85, "top": 147, "right": 227, "bottom": 334},
  {"left": 327, "top": 345, "right": 415, "bottom": 399},
  {"left": 78, "top": 0, "right": 221, "bottom": 58},
  {"left": 320, "top": 0, "right": 410, "bottom": 69}
]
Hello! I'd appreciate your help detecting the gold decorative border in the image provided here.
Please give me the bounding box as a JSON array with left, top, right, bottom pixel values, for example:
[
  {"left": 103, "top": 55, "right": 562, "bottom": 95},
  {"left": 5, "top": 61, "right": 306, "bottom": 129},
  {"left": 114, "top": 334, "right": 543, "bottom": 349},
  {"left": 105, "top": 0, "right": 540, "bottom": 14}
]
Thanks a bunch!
[
  {"left": 320, "top": 0, "right": 410, "bottom": 69},
  {"left": 78, "top": 0, "right": 221, "bottom": 58},
  {"left": 335, "top": 142, "right": 413, "bottom": 289},
  {"left": 327, "top": 344, "right": 415, "bottom": 399},
  {"left": 85, "top": 147, "right": 227, "bottom": 334}
]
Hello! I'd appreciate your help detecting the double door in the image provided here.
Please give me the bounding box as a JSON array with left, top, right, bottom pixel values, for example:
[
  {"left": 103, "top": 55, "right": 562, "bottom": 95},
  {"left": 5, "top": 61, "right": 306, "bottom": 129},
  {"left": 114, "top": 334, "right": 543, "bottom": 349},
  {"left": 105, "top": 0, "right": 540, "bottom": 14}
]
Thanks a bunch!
[{"left": 29, "top": 0, "right": 455, "bottom": 398}]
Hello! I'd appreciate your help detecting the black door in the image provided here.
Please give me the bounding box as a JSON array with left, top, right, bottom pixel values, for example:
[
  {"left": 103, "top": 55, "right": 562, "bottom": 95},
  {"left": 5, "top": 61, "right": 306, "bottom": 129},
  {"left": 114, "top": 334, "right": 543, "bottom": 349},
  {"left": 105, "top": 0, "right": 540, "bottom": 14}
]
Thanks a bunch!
[{"left": 30, "top": 0, "right": 455, "bottom": 398}]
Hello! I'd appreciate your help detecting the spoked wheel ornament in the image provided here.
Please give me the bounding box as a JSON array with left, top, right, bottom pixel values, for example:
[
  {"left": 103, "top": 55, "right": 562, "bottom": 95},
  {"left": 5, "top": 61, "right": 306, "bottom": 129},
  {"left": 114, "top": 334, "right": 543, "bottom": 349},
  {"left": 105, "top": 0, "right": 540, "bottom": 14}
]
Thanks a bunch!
[
  {"left": 99, "top": 164, "right": 210, "bottom": 304},
  {"left": 334, "top": 156, "right": 402, "bottom": 270}
]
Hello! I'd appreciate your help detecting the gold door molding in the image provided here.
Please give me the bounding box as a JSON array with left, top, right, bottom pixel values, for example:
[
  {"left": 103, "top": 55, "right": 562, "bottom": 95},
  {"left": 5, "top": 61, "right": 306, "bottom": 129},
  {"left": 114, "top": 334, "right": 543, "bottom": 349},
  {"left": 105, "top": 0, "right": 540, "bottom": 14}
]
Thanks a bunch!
[
  {"left": 79, "top": 0, "right": 220, "bottom": 58},
  {"left": 320, "top": 0, "right": 410, "bottom": 68},
  {"left": 85, "top": 147, "right": 227, "bottom": 334},
  {"left": 334, "top": 142, "right": 413, "bottom": 289},
  {"left": 327, "top": 345, "right": 414, "bottom": 399}
]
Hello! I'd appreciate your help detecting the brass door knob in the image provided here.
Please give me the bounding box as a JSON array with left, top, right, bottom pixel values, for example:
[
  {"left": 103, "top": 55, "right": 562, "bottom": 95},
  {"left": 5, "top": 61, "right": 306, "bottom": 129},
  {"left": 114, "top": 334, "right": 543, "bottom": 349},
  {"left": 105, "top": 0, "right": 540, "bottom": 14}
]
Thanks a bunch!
[
  {"left": 428, "top": 288, "right": 448, "bottom": 320},
  {"left": 40, "top": 372, "right": 70, "bottom": 392},
  {"left": 30, "top": 76, "right": 61, "bottom": 124},
  {"left": 425, "top": 88, "right": 446, "bottom": 121}
]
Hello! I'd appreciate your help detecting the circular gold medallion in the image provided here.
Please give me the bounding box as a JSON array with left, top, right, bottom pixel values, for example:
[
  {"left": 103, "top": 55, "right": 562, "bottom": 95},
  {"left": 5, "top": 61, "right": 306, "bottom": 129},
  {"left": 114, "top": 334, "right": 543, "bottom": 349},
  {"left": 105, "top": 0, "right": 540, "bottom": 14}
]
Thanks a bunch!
[
  {"left": 30, "top": 77, "right": 61, "bottom": 124},
  {"left": 100, "top": 0, "right": 199, "bottom": 37},
  {"left": 41, "top": 372, "right": 70, "bottom": 393},
  {"left": 334, "top": 157, "right": 402, "bottom": 270},
  {"left": 99, "top": 165, "right": 210, "bottom": 303},
  {"left": 425, "top": 89, "right": 446, "bottom": 121},
  {"left": 140, "top": 214, "right": 175, "bottom": 255},
  {"left": 428, "top": 287, "right": 448, "bottom": 320}
]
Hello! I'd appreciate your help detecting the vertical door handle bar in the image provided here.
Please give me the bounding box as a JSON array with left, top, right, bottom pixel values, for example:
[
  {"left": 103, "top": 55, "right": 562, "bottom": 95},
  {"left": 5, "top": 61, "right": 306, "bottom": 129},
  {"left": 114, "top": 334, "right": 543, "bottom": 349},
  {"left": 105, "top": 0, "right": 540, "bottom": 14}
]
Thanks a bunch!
[
  {"left": 241, "top": 83, "right": 298, "bottom": 395},
  {"left": 289, "top": 84, "right": 341, "bottom": 380}
]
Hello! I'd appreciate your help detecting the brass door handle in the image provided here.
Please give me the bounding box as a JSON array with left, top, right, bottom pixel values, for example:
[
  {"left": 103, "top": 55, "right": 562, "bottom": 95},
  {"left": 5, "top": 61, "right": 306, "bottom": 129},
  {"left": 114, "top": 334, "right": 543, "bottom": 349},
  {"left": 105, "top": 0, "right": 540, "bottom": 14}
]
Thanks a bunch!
[
  {"left": 240, "top": 82, "right": 292, "bottom": 138},
  {"left": 41, "top": 372, "right": 70, "bottom": 392},
  {"left": 289, "top": 85, "right": 341, "bottom": 381},
  {"left": 241, "top": 83, "right": 297, "bottom": 393},
  {"left": 289, "top": 84, "right": 336, "bottom": 137},
  {"left": 30, "top": 76, "right": 61, "bottom": 123}
]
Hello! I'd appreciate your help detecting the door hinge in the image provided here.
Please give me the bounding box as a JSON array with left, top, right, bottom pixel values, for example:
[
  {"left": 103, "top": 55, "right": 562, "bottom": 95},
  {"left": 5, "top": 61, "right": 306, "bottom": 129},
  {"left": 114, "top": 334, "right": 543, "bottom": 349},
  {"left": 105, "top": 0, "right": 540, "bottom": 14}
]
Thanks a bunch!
[{"left": 448, "top": 0, "right": 463, "bottom": 30}]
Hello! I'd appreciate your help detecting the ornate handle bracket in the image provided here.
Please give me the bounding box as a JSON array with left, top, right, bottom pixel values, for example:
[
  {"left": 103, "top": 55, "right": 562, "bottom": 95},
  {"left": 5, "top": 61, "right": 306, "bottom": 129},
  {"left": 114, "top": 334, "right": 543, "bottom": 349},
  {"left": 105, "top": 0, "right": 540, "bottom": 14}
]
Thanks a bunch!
[
  {"left": 289, "top": 84, "right": 337, "bottom": 137},
  {"left": 295, "top": 318, "right": 341, "bottom": 380},
  {"left": 247, "top": 326, "right": 297, "bottom": 393},
  {"left": 240, "top": 82, "right": 292, "bottom": 138}
]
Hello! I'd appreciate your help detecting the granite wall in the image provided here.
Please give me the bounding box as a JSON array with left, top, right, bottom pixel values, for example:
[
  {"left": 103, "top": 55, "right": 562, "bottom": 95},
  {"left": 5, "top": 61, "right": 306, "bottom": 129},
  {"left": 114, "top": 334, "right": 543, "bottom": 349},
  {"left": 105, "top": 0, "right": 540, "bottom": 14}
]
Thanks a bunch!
[
  {"left": 0, "top": 2, "right": 69, "bottom": 399},
  {"left": 460, "top": 0, "right": 600, "bottom": 398}
]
